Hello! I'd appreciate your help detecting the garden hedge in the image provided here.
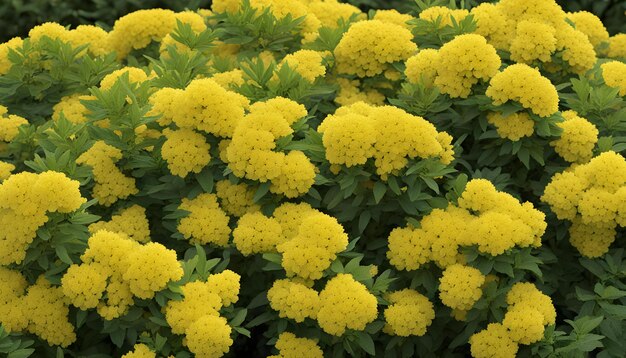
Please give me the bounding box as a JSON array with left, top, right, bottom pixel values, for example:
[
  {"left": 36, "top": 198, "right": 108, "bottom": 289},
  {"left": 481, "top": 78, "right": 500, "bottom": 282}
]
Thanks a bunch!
[{"left": 0, "top": 0, "right": 625, "bottom": 357}]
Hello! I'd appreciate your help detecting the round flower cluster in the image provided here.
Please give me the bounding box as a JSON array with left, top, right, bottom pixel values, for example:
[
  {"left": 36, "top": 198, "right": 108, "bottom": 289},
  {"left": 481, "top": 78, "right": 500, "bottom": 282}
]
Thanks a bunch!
[
  {"left": 0, "top": 171, "right": 85, "bottom": 265},
  {"left": 0, "top": 271, "right": 76, "bottom": 347},
  {"left": 177, "top": 193, "right": 231, "bottom": 247},
  {"left": 601, "top": 61, "right": 626, "bottom": 96},
  {"left": 226, "top": 97, "right": 316, "bottom": 197},
  {"left": 470, "top": 282, "right": 556, "bottom": 357},
  {"left": 77, "top": 141, "right": 138, "bottom": 207},
  {"left": 0, "top": 37, "right": 23, "bottom": 75},
  {"left": 99, "top": 67, "right": 150, "bottom": 90},
  {"left": 432, "top": 34, "right": 501, "bottom": 98},
  {"left": 214, "top": 179, "right": 260, "bottom": 217},
  {"left": 122, "top": 344, "right": 156, "bottom": 358},
  {"left": 267, "top": 278, "right": 320, "bottom": 322},
  {"left": 565, "top": 11, "right": 609, "bottom": 52},
  {"left": 268, "top": 332, "right": 323, "bottom": 358},
  {"left": 550, "top": 111, "right": 598, "bottom": 163},
  {"left": 52, "top": 94, "right": 93, "bottom": 123},
  {"left": 438, "top": 264, "right": 486, "bottom": 311},
  {"left": 334, "top": 20, "right": 416, "bottom": 77},
  {"left": 233, "top": 212, "right": 284, "bottom": 255},
  {"left": 471, "top": 0, "right": 598, "bottom": 74},
  {"left": 486, "top": 111, "right": 535, "bottom": 141},
  {"left": 169, "top": 78, "right": 249, "bottom": 138},
  {"left": 277, "top": 209, "right": 349, "bottom": 280},
  {"left": 384, "top": 289, "right": 435, "bottom": 337},
  {"left": 107, "top": 9, "right": 177, "bottom": 59},
  {"left": 0, "top": 105, "right": 28, "bottom": 144},
  {"left": 388, "top": 179, "right": 546, "bottom": 270},
  {"left": 89, "top": 204, "right": 151, "bottom": 243},
  {"left": 62, "top": 230, "right": 183, "bottom": 318},
  {"left": 404, "top": 49, "right": 440, "bottom": 87},
  {"left": 318, "top": 102, "right": 453, "bottom": 178},
  {"left": 160, "top": 128, "right": 211, "bottom": 178},
  {"left": 541, "top": 151, "right": 626, "bottom": 257},
  {"left": 316, "top": 274, "right": 378, "bottom": 336},
  {"left": 0, "top": 161, "right": 14, "bottom": 180},
  {"left": 486, "top": 64, "right": 559, "bottom": 118},
  {"left": 280, "top": 50, "right": 326, "bottom": 82},
  {"left": 608, "top": 34, "right": 626, "bottom": 59},
  {"left": 165, "top": 271, "right": 240, "bottom": 357}
]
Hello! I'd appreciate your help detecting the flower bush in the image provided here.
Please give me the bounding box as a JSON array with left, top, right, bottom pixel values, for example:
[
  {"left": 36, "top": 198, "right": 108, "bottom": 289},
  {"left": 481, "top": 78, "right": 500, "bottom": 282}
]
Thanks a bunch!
[{"left": 0, "top": 0, "right": 624, "bottom": 357}]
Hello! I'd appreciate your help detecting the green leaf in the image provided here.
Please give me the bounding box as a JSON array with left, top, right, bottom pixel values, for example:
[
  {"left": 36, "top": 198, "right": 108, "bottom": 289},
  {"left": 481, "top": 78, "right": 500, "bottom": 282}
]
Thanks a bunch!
[
  {"left": 355, "top": 332, "right": 375, "bottom": 355},
  {"left": 373, "top": 181, "right": 386, "bottom": 204}
]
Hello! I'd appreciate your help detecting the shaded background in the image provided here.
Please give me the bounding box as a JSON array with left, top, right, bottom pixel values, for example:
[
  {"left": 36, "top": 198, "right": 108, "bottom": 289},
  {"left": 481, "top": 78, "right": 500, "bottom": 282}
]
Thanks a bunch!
[{"left": 0, "top": 0, "right": 625, "bottom": 43}]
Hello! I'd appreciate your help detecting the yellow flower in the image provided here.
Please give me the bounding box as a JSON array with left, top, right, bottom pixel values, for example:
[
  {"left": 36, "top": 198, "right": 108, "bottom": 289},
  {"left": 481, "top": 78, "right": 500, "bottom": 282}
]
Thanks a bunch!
[
  {"left": 178, "top": 193, "right": 231, "bottom": 247},
  {"left": 161, "top": 128, "right": 211, "bottom": 178},
  {"left": 601, "top": 61, "right": 626, "bottom": 96},
  {"left": 469, "top": 323, "right": 518, "bottom": 358},
  {"left": 185, "top": 315, "right": 233, "bottom": 357},
  {"left": 486, "top": 112, "right": 535, "bottom": 141},
  {"left": 486, "top": 64, "right": 559, "bottom": 117},
  {"left": 384, "top": 289, "right": 435, "bottom": 336},
  {"left": 233, "top": 212, "right": 285, "bottom": 255},
  {"left": 438, "top": 264, "right": 485, "bottom": 311},
  {"left": 334, "top": 20, "right": 416, "bottom": 77},
  {"left": 317, "top": 274, "right": 378, "bottom": 336},
  {"left": 268, "top": 279, "right": 320, "bottom": 322},
  {"left": 271, "top": 332, "right": 323, "bottom": 358},
  {"left": 122, "top": 344, "right": 156, "bottom": 358},
  {"left": 89, "top": 205, "right": 151, "bottom": 243}
]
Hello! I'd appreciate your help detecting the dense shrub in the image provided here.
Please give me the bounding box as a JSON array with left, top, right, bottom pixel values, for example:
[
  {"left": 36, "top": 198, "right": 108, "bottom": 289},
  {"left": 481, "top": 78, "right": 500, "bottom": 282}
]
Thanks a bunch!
[{"left": 0, "top": 0, "right": 625, "bottom": 357}]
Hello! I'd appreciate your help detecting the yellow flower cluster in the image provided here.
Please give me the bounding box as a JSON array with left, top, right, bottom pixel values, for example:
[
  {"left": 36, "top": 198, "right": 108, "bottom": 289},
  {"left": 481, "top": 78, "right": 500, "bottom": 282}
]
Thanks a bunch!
[
  {"left": 233, "top": 212, "right": 284, "bottom": 255},
  {"left": 550, "top": 111, "right": 598, "bottom": 163},
  {"left": 471, "top": 0, "right": 598, "bottom": 73},
  {"left": 107, "top": 9, "right": 177, "bottom": 59},
  {"left": 486, "top": 111, "right": 535, "bottom": 141},
  {"left": 268, "top": 332, "right": 323, "bottom": 358},
  {"left": 469, "top": 323, "right": 518, "bottom": 358},
  {"left": 0, "top": 171, "right": 85, "bottom": 265},
  {"left": 276, "top": 207, "right": 349, "bottom": 280},
  {"left": 404, "top": 49, "right": 439, "bottom": 87},
  {"left": 373, "top": 9, "right": 414, "bottom": 29},
  {"left": 419, "top": 6, "right": 468, "bottom": 28},
  {"left": 0, "top": 37, "right": 23, "bottom": 75},
  {"left": 62, "top": 230, "right": 183, "bottom": 318},
  {"left": 267, "top": 278, "right": 319, "bottom": 322},
  {"left": 509, "top": 20, "right": 557, "bottom": 63},
  {"left": 318, "top": 102, "right": 453, "bottom": 178},
  {"left": 170, "top": 78, "right": 249, "bottom": 138},
  {"left": 317, "top": 274, "right": 378, "bottom": 336},
  {"left": 226, "top": 97, "right": 316, "bottom": 197},
  {"left": 438, "top": 264, "right": 485, "bottom": 311},
  {"left": 470, "top": 282, "right": 555, "bottom": 357},
  {"left": 165, "top": 271, "right": 239, "bottom": 357},
  {"left": 89, "top": 205, "right": 150, "bottom": 243},
  {"left": 566, "top": 11, "right": 609, "bottom": 52},
  {"left": 334, "top": 20, "right": 416, "bottom": 77},
  {"left": 306, "top": 1, "right": 362, "bottom": 28},
  {"left": 215, "top": 180, "right": 260, "bottom": 216},
  {"left": 77, "top": 141, "right": 138, "bottom": 206},
  {"left": 388, "top": 179, "right": 546, "bottom": 270},
  {"left": 161, "top": 128, "right": 211, "bottom": 177},
  {"left": 542, "top": 151, "right": 626, "bottom": 257},
  {"left": 0, "top": 161, "right": 14, "bottom": 180},
  {"left": 384, "top": 289, "right": 435, "bottom": 337},
  {"left": 280, "top": 50, "right": 326, "bottom": 82},
  {"left": 147, "top": 87, "right": 184, "bottom": 126},
  {"left": 608, "top": 34, "right": 626, "bottom": 59},
  {"left": 99, "top": 67, "right": 150, "bottom": 90},
  {"left": 601, "top": 61, "right": 626, "bottom": 96},
  {"left": 0, "top": 105, "right": 28, "bottom": 143},
  {"left": 486, "top": 64, "right": 559, "bottom": 117},
  {"left": 334, "top": 78, "right": 385, "bottom": 106},
  {"left": 177, "top": 193, "right": 231, "bottom": 247},
  {"left": 122, "top": 344, "right": 156, "bottom": 358},
  {"left": 432, "top": 34, "right": 501, "bottom": 98},
  {"left": 52, "top": 94, "right": 93, "bottom": 123},
  {"left": 0, "top": 271, "right": 76, "bottom": 347}
]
